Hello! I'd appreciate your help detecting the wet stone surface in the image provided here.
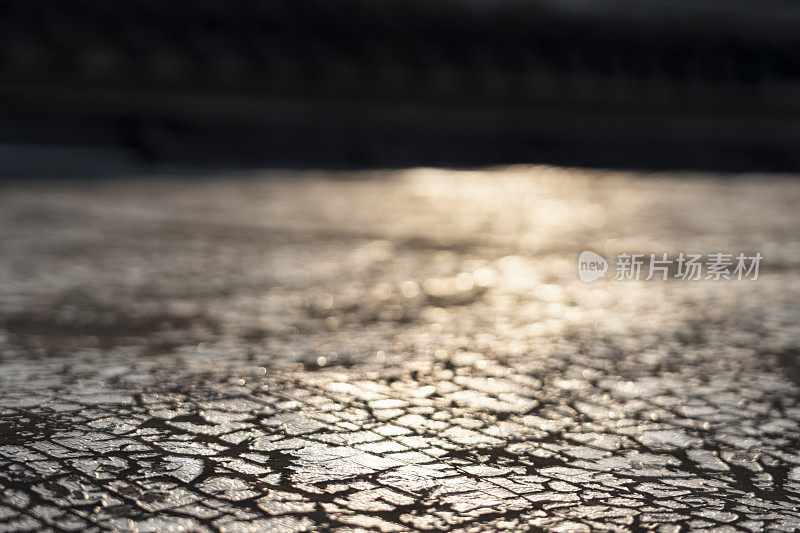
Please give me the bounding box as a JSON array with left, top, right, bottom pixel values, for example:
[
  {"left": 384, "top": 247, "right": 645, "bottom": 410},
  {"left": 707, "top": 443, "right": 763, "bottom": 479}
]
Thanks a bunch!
[{"left": 1, "top": 167, "right": 800, "bottom": 531}]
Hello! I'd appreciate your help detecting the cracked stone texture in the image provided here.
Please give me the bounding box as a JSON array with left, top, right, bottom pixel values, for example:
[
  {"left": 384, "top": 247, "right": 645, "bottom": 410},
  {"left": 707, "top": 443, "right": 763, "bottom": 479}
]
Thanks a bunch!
[{"left": 1, "top": 167, "right": 800, "bottom": 532}]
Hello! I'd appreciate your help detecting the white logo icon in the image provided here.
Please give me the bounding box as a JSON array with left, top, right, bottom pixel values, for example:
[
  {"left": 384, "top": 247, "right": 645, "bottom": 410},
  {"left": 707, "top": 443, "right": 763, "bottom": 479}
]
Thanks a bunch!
[{"left": 578, "top": 251, "right": 608, "bottom": 283}]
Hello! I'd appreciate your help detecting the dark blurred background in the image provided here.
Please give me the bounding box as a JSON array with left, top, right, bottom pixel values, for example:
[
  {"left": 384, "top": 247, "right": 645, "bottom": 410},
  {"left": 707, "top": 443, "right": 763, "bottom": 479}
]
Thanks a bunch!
[{"left": 1, "top": 0, "right": 800, "bottom": 176}]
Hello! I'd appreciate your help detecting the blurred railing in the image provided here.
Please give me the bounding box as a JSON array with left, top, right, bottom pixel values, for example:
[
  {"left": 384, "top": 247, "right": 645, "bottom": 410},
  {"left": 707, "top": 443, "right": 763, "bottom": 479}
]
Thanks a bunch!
[{"left": 1, "top": 0, "right": 799, "bottom": 173}]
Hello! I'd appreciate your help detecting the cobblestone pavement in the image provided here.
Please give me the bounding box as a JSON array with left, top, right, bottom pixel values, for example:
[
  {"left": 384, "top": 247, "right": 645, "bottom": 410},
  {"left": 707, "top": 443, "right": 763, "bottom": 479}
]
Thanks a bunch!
[{"left": 1, "top": 168, "right": 800, "bottom": 532}]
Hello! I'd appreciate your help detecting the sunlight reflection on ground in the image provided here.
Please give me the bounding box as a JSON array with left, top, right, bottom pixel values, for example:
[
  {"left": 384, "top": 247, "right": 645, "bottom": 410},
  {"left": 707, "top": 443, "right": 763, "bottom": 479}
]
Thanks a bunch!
[{"left": 1, "top": 166, "right": 800, "bottom": 531}]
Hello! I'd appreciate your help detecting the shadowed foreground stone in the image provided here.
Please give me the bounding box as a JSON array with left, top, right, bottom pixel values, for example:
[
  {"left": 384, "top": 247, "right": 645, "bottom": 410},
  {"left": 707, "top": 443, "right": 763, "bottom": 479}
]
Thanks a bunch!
[{"left": 1, "top": 168, "right": 800, "bottom": 531}]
